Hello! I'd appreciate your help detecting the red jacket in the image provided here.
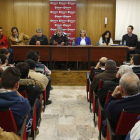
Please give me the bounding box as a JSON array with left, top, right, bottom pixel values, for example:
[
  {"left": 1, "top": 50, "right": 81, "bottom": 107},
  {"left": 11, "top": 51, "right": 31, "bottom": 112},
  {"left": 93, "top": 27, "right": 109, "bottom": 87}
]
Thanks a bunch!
[{"left": 0, "top": 34, "right": 9, "bottom": 49}]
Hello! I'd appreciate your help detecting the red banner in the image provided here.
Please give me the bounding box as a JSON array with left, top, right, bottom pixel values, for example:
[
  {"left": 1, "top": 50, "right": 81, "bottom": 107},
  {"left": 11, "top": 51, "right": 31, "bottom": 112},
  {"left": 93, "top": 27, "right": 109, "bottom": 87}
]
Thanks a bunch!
[{"left": 50, "top": 0, "right": 77, "bottom": 44}]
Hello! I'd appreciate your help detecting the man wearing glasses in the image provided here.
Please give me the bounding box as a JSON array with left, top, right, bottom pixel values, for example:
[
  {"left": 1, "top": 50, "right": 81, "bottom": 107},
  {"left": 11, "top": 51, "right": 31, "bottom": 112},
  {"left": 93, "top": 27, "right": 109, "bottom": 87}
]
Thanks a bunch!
[{"left": 30, "top": 28, "right": 48, "bottom": 45}]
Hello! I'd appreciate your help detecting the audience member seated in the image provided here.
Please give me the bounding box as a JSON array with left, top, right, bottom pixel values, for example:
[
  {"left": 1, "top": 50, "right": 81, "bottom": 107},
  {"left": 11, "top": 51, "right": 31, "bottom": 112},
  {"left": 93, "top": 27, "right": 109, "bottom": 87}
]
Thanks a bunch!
[
  {"left": 89, "top": 57, "right": 108, "bottom": 81},
  {"left": 16, "top": 62, "right": 42, "bottom": 133},
  {"left": 25, "top": 50, "right": 52, "bottom": 93},
  {"left": 0, "top": 53, "right": 8, "bottom": 66},
  {"left": 103, "top": 72, "right": 140, "bottom": 138},
  {"left": 122, "top": 25, "right": 140, "bottom": 61},
  {"left": 29, "top": 28, "right": 48, "bottom": 45},
  {"left": 0, "top": 127, "right": 22, "bottom": 140},
  {"left": 0, "top": 48, "right": 10, "bottom": 59},
  {"left": 9, "top": 27, "right": 30, "bottom": 47},
  {"left": 50, "top": 27, "right": 69, "bottom": 45},
  {"left": 25, "top": 59, "right": 52, "bottom": 105},
  {"left": 0, "top": 67, "right": 32, "bottom": 136},
  {"left": 76, "top": 29, "right": 91, "bottom": 45},
  {"left": 125, "top": 115, "right": 140, "bottom": 140},
  {"left": 98, "top": 65, "right": 133, "bottom": 106},
  {"left": 0, "top": 27, "right": 9, "bottom": 49},
  {"left": 130, "top": 54, "right": 140, "bottom": 73},
  {"left": 99, "top": 30, "right": 113, "bottom": 46},
  {"left": 90, "top": 60, "right": 117, "bottom": 93}
]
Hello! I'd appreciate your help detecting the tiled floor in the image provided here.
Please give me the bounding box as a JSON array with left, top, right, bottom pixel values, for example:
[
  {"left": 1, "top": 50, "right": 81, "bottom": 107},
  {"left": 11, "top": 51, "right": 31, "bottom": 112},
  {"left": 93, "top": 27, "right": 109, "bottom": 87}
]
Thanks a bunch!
[{"left": 36, "top": 86, "right": 104, "bottom": 140}]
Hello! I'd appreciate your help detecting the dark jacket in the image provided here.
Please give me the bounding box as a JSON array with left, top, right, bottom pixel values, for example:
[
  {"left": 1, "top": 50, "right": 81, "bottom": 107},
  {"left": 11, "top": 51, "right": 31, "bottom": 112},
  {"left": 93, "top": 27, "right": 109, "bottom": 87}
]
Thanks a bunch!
[
  {"left": 90, "top": 70, "right": 117, "bottom": 92},
  {"left": 89, "top": 69, "right": 105, "bottom": 81},
  {"left": 104, "top": 93, "right": 140, "bottom": 129},
  {"left": 97, "top": 79, "right": 119, "bottom": 106},
  {"left": 0, "top": 89, "right": 31, "bottom": 127},
  {"left": 122, "top": 34, "right": 138, "bottom": 48},
  {"left": 30, "top": 35, "right": 48, "bottom": 45},
  {"left": 50, "top": 33, "right": 69, "bottom": 45},
  {"left": 132, "top": 67, "right": 140, "bottom": 73},
  {"left": 18, "top": 79, "right": 42, "bottom": 105}
]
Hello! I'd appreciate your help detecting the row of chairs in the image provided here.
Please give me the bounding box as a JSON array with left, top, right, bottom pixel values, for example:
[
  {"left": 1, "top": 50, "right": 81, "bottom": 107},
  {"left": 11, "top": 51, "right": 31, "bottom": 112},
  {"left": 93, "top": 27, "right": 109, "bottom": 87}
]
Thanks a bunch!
[
  {"left": 86, "top": 67, "right": 140, "bottom": 140},
  {"left": 0, "top": 78, "right": 47, "bottom": 140}
]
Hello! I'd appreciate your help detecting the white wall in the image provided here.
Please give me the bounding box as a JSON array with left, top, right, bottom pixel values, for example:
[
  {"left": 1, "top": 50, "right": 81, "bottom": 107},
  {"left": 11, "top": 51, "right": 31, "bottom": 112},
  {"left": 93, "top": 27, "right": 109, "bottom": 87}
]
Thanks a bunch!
[{"left": 115, "top": 0, "right": 140, "bottom": 41}]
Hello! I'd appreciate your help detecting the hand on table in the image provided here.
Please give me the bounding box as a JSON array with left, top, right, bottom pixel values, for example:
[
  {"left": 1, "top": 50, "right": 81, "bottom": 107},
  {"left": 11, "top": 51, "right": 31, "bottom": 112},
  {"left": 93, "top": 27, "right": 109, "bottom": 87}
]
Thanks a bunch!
[
  {"left": 53, "top": 40, "right": 58, "bottom": 45},
  {"left": 61, "top": 42, "right": 64, "bottom": 45},
  {"left": 36, "top": 41, "right": 40, "bottom": 45}
]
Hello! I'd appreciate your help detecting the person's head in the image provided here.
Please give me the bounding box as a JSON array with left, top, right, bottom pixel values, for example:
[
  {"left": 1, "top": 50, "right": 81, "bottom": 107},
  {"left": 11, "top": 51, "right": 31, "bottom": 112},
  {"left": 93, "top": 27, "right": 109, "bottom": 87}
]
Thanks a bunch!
[
  {"left": 16, "top": 62, "right": 30, "bottom": 79},
  {"left": 56, "top": 27, "right": 63, "bottom": 36},
  {"left": 0, "top": 49, "right": 10, "bottom": 58},
  {"left": 80, "top": 29, "right": 86, "bottom": 37},
  {"left": 11, "top": 27, "right": 18, "bottom": 37},
  {"left": 116, "top": 65, "right": 133, "bottom": 78},
  {"left": 130, "top": 54, "right": 140, "bottom": 65},
  {"left": 105, "top": 60, "right": 116, "bottom": 70},
  {"left": 0, "top": 27, "right": 3, "bottom": 37},
  {"left": 36, "top": 28, "right": 43, "bottom": 37},
  {"left": 0, "top": 54, "right": 8, "bottom": 65},
  {"left": 33, "top": 50, "right": 40, "bottom": 61},
  {"left": 99, "top": 57, "right": 108, "bottom": 67},
  {"left": 127, "top": 25, "right": 134, "bottom": 34},
  {"left": 25, "top": 50, "right": 39, "bottom": 63},
  {"left": 119, "top": 72, "right": 140, "bottom": 96},
  {"left": 102, "top": 31, "right": 111, "bottom": 45},
  {"left": 102, "top": 30, "right": 111, "bottom": 39},
  {"left": 25, "top": 59, "right": 36, "bottom": 70},
  {"left": 1, "top": 67, "right": 21, "bottom": 90}
]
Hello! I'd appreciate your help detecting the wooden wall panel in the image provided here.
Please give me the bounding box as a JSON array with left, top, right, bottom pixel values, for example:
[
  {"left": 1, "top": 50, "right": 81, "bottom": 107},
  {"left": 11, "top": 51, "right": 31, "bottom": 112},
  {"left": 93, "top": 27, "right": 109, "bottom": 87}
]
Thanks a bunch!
[
  {"left": 28, "top": 0, "right": 45, "bottom": 37},
  {"left": 13, "top": 0, "right": 29, "bottom": 35},
  {"left": 0, "top": 0, "right": 14, "bottom": 37},
  {"left": 0, "top": 0, "right": 116, "bottom": 46}
]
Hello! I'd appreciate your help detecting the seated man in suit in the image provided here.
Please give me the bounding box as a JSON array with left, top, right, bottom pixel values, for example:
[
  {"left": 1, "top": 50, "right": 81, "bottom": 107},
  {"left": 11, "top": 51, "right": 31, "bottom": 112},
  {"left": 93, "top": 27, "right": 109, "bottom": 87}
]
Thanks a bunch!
[
  {"left": 9, "top": 27, "right": 30, "bottom": 47},
  {"left": 104, "top": 72, "right": 140, "bottom": 137},
  {"left": 30, "top": 28, "right": 48, "bottom": 45},
  {"left": 122, "top": 25, "right": 140, "bottom": 61},
  {"left": 0, "top": 67, "right": 32, "bottom": 136},
  {"left": 50, "top": 27, "right": 69, "bottom": 45},
  {"left": 90, "top": 60, "right": 117, "bottom": 93},
  {"left": 89, "top": 57, "right": 108, "bottom": 81},
  {"left": 129, "top": 54, "right": 140, "bottom": 73}
]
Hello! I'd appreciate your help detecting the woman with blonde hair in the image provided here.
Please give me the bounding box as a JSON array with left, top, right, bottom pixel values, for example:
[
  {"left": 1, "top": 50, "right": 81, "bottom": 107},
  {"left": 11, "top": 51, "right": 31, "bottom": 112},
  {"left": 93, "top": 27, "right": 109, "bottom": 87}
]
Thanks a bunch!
[{"left": 76, "top": 29, "right": 91, "bottom": 45}]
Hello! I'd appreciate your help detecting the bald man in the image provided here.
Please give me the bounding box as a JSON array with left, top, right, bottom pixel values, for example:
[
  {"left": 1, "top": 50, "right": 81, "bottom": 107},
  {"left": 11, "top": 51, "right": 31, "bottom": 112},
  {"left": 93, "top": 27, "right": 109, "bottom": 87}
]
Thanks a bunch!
[
  {"left": 89, "top": 57, "right": 108, "bottom": 81},
  {"left": 103, "top": 72, "right": 140, "bottom": 138}
]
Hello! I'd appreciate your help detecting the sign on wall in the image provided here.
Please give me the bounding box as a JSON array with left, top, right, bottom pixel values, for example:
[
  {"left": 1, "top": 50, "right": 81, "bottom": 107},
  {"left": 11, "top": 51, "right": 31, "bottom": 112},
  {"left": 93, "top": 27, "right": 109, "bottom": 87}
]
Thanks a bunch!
[{"left": 50, "top": 0, "right": 77, "bottom": 44}]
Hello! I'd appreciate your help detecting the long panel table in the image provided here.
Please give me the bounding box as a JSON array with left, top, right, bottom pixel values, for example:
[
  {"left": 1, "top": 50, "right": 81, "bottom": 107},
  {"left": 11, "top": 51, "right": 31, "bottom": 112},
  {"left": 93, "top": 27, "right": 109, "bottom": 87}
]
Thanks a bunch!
[{"left": 12, "top": 45, "right": 127, "bottom": 70}]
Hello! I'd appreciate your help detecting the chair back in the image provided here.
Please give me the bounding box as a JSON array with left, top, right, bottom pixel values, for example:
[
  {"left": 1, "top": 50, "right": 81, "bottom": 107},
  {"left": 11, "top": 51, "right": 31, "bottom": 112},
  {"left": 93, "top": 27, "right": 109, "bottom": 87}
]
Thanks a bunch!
[
  {"left": 105, "top": 90, "right": 113, "bottom": 103},
  {"left": 98, "top": 79, "right": 104, "bottom": 90},
  {"left": 0, "top": 108, "right": 17, "bottom": 133},
  {"left": 19, "top": 90, "right": 28, "bottom": 98},
  {"left": 116, "top": 109, "right": 140, "bottom": 135},
  {"left": 105, "top": 90, "right": 122, "bottom": 103},
  {"left": 93, "top": 72, "right": 100, "bottom": 81},
  {"left": 90, "top": 67, "right": 95, "bottom": 74}
]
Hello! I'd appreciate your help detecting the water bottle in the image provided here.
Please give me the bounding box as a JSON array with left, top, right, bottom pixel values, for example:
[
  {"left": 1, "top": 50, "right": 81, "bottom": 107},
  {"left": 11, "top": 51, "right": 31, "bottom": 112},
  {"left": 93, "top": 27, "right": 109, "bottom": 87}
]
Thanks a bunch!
[
  {"left": 72, "top": 40, "right": 76, "bottom": 46},
  {"left": 120, "top": 41, "right": 122, "bottom": 46},
  {"left": 124, "top": 40, "right": 126, "bottom": 46}
]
